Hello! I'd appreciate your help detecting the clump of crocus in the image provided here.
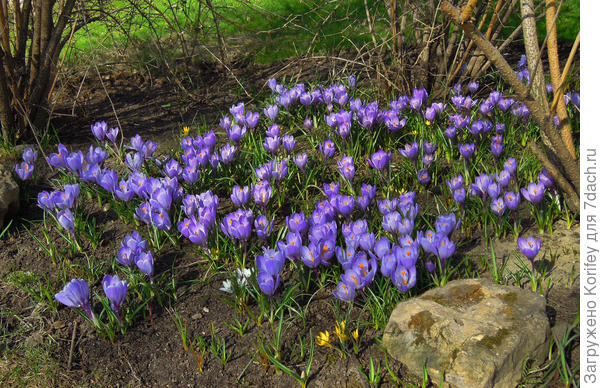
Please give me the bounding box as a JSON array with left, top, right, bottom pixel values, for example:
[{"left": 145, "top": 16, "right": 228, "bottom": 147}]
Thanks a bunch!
[
  {"left": 256, "top": 247, "right": 285, "bottom": 299},
  {"left": 55, "top": 279, "right": 97, "bottom": 324},
  {"left": 14, "top": 146, "right": 37, "bottom": 181}
]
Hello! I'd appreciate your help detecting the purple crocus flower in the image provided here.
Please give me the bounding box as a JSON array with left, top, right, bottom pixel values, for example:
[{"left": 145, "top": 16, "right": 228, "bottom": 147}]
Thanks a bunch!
[
  {"left": 256, "top": 248, "right": 285, "bottom": 276},
  {"left": 436, "top": 214, "right": 457, "bottom": 237},
  {"left": 300, "top": 92, "right": 312, "bottom": 107},
  {"left": 151, "top": 206, "right": 172, "bottom": 230},
  {"left": 65, "top": 151, "right": 84, "bottom": 174},
  {"left": 273, "top": 159, "right": 288, "bottom": 182},
  {"left": 57, "top": 209, "right": 75, "bottom": 235},
  {"left": 99, "top": 169, "right": 119, "bottom": 193},
  {"left": 445, "top": 126, "right": 457, "bottom": 139},
  {"left": 399, "top": 142, "right": 419, "bottom": 162},
  {"left": 330, "top": 194, "right": 354, "bottom": 218},
  {"left": 106, "top": 126, "right": 119, "bottom": 143},
  {"left": 410, "top": 88, "right": 428, "bottom": 110},
  {"left": 323, "top": 182, "right": 340, "bottom": 199},
  {"left": 102, "top": 274, "right": 128, "bottom": 322},
  {"left": 368, "top": 150, "right": 392, "bottom": 172},
  {"left": 348, "top": 75, "right": 356, "bottom": 90},
  {"left": 392, "top": 265, "right": 417, "bottom": 292},
  {"left": 452, "top": 188, "right": 466, "bottom": 207},
  {"left": 182, "top": 165, "right": 199, "bottom": 184},
  {"left": 282, "top": 134, "right": 296, "bottom": 153},
  {"left": 459, "top": 144, "right": 475, "bottom": 162},
  {"left": 319, "top": 139, "right": 336, "bottom": 160},
  {"left": 252, "top": 180, "right": 272, "bottom": 207},
  {"left": 255, "top": 163, "right": 272, "bottom": 180},
  {"left": 142, "top": 141, "right": 157, "bottom": 159},
  {"left": 504, "top": 157, "right": 517, "bottom": 176},
  {"left": 301, "top": 244, "right": 321, "bottom": 268},
  {"left": 219, "top": 144, "right": 237, "bottom": 165},
  {"left": 468, "top": 81, "right": 479, "bottom": 93},
  {"left": 257, "top": 271, "right": 280, "bottom": 297},
  {"left": 135, "top": 202, "right": 152, "bottom": 224},
  {"left": 162, "top": 159, "right": 181, "bottom": 178},
  {"left": 227, "top": 124, "right": 247, "bottom": 144},
  {"left": 203, "top": 131, "right": 217, "bottom": 151},
  {"left": 487, "top": 182, "right": 501, "bottom": 199},
  {"left": 495, "top": 170, "right": 511, "bottom": 188},
  {"left": 490, "top": 197, "right": 506, "bottom": 216},
  {"left": 286, "top": 212, "right": 308, "bottom": 236},
  {"left": 337, "top": 156, "right": 355, "bottom": 182},
  {"left": 498, "top": 98, "right": 514, "bottom": 111},
  {"left": 255, "top": 215, "right": 273, "bottom": 240},
  {"left": 471, "top": 174, "right": 491, "bottom": 201},
  {"left": 517, "top": 236, "right": 541, "bottom": 266},
  {"left": 129, "top": 134, "right": 145, "bottom": 153},
  {"left": 304, "top": 118, "right": 313, "bottom": 130},
  {"left": 538, "top": 168, "right": 554, "bottom": 189},
  {"left": 423, "top": 142, "right": 437, "bottom": 154},
  {"left": 37, "top": 191, "right": 53, "bottom": 211},
  {"left": 294, "top": 153, "right": 308, "bottom": 173},
  {"left": 55, "top": 279, "right": 96, "bottom": 323},
  {"left": 245, "top": 112, "right": 259, "bottom": 128},
  {"left": 446, "top": 174, "right": 464, "bottom": 191},
  {"left": 521, "top": 182, "right": 545, "bottom": 205},
  {"left": 117, "top": 244, "right": 139, "bottom": 267},
  {"left": 91, "top": 121, "right": 107, "bottom": 142},
  {"left": 385, "top": 114, "right": 407, "bottom": 132},
  {"left": 379, "top": 253, "right": 397, "bottom": 278},
  {"left": 424, "top": 107, "right": 436, "bottom": 123},
  {"left": 416, "top": 168, "right": 430, "bottom": 185},
  {"left": 125, "top": 152, "right": 144, "bottom": 171},
  {"left": 436, "top": 235, "right": 456, "bottom": 263},
  {"left": 504, "top": 191, "right": 520, "bottom": 211},
  {"left": 231, "top": 185, "right": 250, "bottom": 208},
  {"left": 22, "top": 147, "right": 38, "bottom": 164},
  {"left": 47, "top": 144, "right": 69, "bottom": 169},
  {"left": 263, "top": 136, "right": 280, "bottom": 156},
  {"left": 14, "top": 162, "right": 34, "bottom": 180},
  {"left": 135, "top": 250, "right": 154, "bottom": 278},
  {"left": 491, "top": 142, "right": 503, "bottom": 158},
  {"left": 333, "top": 281, "right": 356, "bottom": 302},
  {"left": 277, "top": 232, "right": 302, "bottom": 260},
  {"left": 422, "top": 153, "right": 434, "bottom": 166}
]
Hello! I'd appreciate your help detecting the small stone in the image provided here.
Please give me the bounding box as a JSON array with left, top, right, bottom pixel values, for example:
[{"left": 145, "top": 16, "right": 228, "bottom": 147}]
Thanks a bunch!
[
  {"left": 383, "top": 278, "right": 550, "bottom": 388},
  {"left": 0, "top": 163, "right": 19, "bottom": 230},
  {"left": 191, "top": 313, "right": 203, "bottom": 320},
  {"left": 202, "top": 307, "right": 209, "bottom": 313}
]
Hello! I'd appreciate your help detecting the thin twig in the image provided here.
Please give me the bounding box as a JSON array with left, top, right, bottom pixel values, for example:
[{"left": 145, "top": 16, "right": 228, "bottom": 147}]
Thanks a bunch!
[{"left": 67, "top": 321, "right": 78, "bottom": 371}]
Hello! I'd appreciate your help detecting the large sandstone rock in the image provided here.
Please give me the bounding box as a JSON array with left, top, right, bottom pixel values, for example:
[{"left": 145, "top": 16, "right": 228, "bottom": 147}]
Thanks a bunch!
[
  {"left": 0, "top": 163, "right": 19, "bottom": 230},
  {"left": 383, "top": 278, "right": 550, "bottom": 388}
]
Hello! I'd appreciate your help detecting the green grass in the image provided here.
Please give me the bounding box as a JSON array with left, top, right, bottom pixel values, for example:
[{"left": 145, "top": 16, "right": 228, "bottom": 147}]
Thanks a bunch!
[{"left": 67, "top": 0, "right": 385, "bottom": 65}]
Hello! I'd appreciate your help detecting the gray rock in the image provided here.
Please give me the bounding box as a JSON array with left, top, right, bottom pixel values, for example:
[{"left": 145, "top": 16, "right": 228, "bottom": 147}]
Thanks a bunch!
[
  {"left": 383, "top": 278, "right": 550, "bottom": 388},
  {"left": 0, "top": 163, "right": 19, "bottom": 230}
]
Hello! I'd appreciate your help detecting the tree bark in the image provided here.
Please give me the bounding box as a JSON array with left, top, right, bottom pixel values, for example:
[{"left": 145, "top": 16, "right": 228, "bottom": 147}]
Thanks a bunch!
[
  {"left": 520, "top": 0, "right": 549, "bottom": 114},
  {"left": 545, "top": 0, "right": 576, "bottom": 159}
]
